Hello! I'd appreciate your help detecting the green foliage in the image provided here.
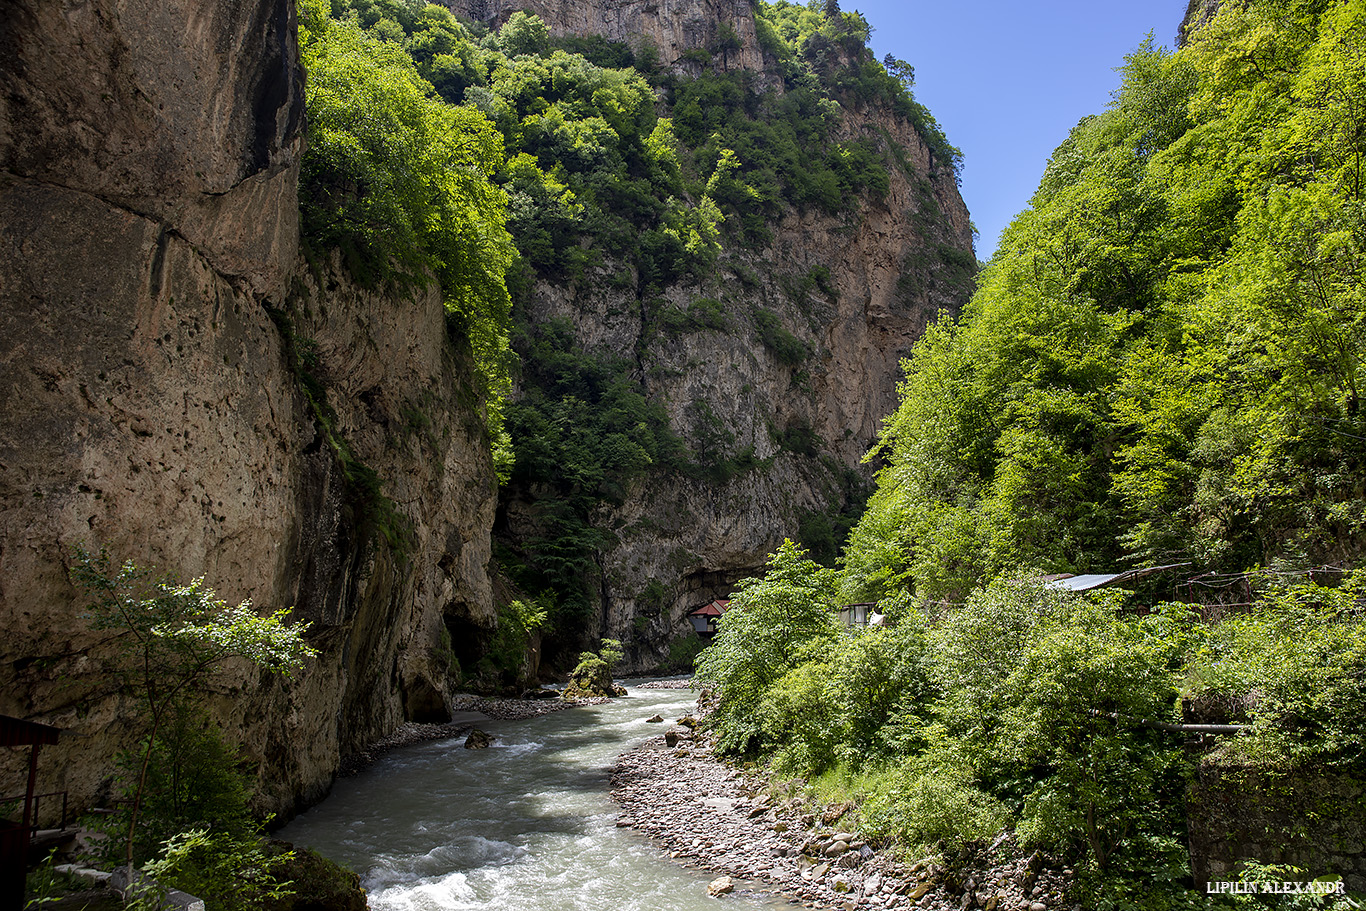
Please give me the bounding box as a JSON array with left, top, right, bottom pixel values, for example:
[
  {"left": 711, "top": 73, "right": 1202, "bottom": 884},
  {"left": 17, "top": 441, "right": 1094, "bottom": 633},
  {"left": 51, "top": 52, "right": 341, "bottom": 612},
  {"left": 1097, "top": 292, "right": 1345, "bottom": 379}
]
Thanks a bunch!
[
  {"left": 694, "top": 541, "right": 838, "bottom": 756},
  {"left": 754, "top": 659, "right": 841, "bottom": 773},
  {"left": 497, "top": 11, "right": 549, "bottom": 57},
  {"left": 500, "top": 320, "right": 687, "bottom": 636},
  {"left": 72, "top": 546, "right": 315, "bottom": 869},
  {"left": 662, "top": 634, "right": 705, "bottom": 673},
  {"left": 748, "top": 622, "right": 935, "bottom": 776},
  {"left": 129, "top": 829, "right": 295, "bottom": 911},
  {"left": 23, "top": 853, "right": 105, "bottom": 908},
  {"left": 93, "top": 716, "right": 255, "bottom": 866},
  {"left": 598, "top": 637, "right": 625, "bottom": 668},
  {"left": 469, "top": 597, "right": 549, "bottom": 692},
  {"left": 658, "top": 297, "right": 729, "bottom": 335},
  {"left": 753, "top": 1, "right": 960, "bottom": 177},
  {"left": 298, "top": 0, "right": 515, "bottom": 461},
  {"left": 704, "top": 547, "right": 1366, "bottom": 902},
  {"left": 1220, "top": 862, "right": 1356, "bottom": 910},
  {"left": 699, "top": 570, "right": 1184, "bottom": 894},
  {"left": 565, "top": 639, "right": 624, "bottom": 696},
  {"left": 754, "top": 308, "right": 810, "bottom": 365},
  {"left": 845, "top": 3, "right": 1366, "bottom": 601},
  {"left": 860, "top": 761, "right": 1009, "bottom": 854},
  {"left": 1183, "top": 572, "right": 1366, "bottom": 770}
]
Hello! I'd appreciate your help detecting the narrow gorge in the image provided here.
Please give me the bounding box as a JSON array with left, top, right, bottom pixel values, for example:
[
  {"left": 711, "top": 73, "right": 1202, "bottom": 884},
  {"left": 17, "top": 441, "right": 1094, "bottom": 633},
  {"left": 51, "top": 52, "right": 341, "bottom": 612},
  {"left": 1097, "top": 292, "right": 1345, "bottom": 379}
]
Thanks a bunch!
[{"left": 0, "top": 0, "right": 971, "bottom": 818}]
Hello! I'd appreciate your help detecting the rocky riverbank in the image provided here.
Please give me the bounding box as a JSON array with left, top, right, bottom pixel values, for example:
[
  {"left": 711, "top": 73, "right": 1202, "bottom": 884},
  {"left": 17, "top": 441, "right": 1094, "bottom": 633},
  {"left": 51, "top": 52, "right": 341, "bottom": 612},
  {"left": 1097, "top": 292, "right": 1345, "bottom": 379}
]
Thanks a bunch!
[{"left": 610, "top": 724, "right": 1072, "bottom": 911}]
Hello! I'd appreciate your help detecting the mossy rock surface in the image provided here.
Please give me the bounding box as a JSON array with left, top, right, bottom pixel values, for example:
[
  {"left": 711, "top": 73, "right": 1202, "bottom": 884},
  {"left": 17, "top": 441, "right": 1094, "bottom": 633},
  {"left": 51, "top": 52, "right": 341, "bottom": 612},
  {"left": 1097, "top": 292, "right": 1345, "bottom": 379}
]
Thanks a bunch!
[
  {"left": 564, "top": 656, "right": 616, "bottom": 697},
  {"left": 262, "top": 842, "right": 367, "bottom": 911}
]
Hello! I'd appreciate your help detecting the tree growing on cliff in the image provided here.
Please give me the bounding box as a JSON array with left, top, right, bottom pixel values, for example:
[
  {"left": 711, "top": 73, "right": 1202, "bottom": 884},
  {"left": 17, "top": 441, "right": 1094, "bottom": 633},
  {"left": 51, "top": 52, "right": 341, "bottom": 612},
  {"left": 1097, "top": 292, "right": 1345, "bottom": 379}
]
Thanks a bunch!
[{"left": 71, "top": 546, "right": 316, "bottom": 872}]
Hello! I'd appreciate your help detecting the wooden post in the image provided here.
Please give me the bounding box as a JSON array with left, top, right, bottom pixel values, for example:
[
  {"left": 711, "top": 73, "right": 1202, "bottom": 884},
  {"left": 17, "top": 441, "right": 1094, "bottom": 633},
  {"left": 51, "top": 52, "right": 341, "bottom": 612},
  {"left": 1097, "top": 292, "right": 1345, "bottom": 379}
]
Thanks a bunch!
[{"left": 22, "top": 744, "right": 39, "bottom": 833}]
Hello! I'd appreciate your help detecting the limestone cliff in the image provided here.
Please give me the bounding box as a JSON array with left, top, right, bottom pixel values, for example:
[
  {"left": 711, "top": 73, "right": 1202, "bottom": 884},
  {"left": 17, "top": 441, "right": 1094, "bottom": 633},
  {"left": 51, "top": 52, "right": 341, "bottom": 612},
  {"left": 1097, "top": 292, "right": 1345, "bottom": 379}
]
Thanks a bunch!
[
  {"left": 0, "top": 0, "right": 496, "bottom": 816},
  {"left": 474, "top": 6, "right": 976, "bottom": 668},
  {"left": 451, "top": 0, "right": 765, "bottom": 72}
]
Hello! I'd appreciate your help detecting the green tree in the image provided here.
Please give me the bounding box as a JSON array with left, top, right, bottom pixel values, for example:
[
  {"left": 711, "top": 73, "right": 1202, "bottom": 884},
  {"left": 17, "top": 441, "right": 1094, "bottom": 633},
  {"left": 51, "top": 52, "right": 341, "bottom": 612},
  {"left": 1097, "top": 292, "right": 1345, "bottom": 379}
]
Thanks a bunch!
[
  {"left": 844, "top": 5, "right": 1366, "bottom": 598},
  {"left": 694, "top": 541, "right": 838, "bottom": 755},
  {"left": 498, "top": 11, "right": 550, "bottom": 58},
  {"left": 299, "top": 0, "right": 516, "bottom": 465},
  {"left": 72, "top": 547, "right": 316, "bottom": 871}
]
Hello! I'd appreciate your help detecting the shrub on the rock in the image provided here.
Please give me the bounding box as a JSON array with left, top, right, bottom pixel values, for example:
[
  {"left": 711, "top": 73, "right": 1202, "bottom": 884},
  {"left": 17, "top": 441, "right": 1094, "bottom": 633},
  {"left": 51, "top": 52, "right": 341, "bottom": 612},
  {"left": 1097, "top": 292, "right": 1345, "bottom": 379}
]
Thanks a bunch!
[{"left": 565, "top": 638, "right": 624, "bottom": 697}]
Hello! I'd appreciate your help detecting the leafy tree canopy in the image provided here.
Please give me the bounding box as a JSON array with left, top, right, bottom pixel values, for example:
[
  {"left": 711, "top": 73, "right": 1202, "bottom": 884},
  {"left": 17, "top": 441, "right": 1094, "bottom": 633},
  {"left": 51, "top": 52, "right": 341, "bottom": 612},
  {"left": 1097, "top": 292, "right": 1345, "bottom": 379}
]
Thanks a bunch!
[{"left": 844, "top": 2, "right": 1366, "bottom": 603}]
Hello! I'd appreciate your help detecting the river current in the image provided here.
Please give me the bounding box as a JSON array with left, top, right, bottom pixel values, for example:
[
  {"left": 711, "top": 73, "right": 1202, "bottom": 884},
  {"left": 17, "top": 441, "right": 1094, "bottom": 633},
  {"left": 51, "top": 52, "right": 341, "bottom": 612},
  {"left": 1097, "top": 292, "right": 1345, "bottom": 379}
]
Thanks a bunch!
[{"left": 276, "top": 682, "right": 789, "bottom": 911}]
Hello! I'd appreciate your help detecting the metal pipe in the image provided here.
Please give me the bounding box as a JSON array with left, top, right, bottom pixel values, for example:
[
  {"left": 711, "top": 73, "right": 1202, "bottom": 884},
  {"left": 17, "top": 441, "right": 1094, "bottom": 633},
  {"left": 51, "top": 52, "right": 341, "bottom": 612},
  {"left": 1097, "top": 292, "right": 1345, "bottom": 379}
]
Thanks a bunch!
[{"left": 1090, "top": 709, "right": 1248, "bottom": 735}]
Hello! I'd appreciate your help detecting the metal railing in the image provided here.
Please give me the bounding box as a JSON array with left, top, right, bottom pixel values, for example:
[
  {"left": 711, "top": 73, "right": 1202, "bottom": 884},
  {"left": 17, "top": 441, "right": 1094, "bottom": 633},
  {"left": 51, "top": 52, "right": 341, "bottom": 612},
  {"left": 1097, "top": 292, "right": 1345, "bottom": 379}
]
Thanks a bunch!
[{"left": 0, "top": 790, "right": 69, "bottom": 832}]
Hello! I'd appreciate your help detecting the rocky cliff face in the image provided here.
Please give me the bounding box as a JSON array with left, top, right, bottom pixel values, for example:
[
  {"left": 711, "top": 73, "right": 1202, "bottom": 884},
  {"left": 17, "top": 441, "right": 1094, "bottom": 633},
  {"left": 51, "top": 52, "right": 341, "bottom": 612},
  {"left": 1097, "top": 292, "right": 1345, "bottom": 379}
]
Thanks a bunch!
[
  {"left": 451, "top": 0, "right": 765, "bottom": 72},
  {"left": 0, "top": 0, "right": 496, "bottom": 816},
  {"left": 481, "top": 9, "right": 976, "bottom": 667}
]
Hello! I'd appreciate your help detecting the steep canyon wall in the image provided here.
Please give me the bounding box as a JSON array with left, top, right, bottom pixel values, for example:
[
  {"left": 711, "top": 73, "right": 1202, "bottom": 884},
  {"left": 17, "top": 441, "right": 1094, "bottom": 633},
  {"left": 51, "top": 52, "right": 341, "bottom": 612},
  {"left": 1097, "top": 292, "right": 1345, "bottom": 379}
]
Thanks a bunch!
[
  {"left": 0, "top": 0, "right": 496, "bottom": 816},
  {"left": 457, "top": 0, "right": 976, "bottom": 667},
  {"left": 0, "top": 0, "right": 976, "bottom": 816}
]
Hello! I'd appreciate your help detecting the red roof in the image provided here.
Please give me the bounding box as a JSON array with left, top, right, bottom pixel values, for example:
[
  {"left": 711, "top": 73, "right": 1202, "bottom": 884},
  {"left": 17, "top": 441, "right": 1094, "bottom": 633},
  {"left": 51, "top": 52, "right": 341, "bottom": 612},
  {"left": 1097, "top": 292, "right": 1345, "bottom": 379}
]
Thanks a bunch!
[{"left": 687, "top": 599, "right": 730, "bottom": 617}]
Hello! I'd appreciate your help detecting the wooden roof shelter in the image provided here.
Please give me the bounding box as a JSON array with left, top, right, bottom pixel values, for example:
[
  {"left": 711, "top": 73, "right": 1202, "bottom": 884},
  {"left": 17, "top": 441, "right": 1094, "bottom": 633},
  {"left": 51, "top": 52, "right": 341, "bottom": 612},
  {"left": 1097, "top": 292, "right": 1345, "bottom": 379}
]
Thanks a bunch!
[
  {"left": 1, "top": 715, "right": 61, "bottom": 911},
  {"left": 687, "top": 599, "right": 730, "bottom": 637}
]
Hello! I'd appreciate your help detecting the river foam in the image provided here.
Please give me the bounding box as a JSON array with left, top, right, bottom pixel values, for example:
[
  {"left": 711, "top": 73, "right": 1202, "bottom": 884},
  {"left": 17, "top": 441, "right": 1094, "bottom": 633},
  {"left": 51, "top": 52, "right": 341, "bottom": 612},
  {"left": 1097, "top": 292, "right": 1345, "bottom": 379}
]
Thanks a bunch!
[{"left": 277, "top": 684, "right": 787, "bottom": 911}]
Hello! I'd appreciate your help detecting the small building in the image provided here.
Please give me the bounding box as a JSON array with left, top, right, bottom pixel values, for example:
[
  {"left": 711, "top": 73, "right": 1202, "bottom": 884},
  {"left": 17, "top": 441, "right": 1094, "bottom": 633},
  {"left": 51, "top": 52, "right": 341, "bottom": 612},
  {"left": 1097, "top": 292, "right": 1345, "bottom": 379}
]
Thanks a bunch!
[
  {"left": 686, "top": 599, "right": 729, "bottom": 638},
  {"left": 838, "top": 602, "right": 880, "bottom": 629},
  {"left": 1, "top": 715, "right": 61, "bottom": 910}
]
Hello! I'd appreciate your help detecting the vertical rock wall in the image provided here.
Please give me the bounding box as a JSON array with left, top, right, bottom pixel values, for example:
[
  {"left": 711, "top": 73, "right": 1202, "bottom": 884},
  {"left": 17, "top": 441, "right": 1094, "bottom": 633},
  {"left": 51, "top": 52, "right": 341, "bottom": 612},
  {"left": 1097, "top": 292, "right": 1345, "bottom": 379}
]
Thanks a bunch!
[
  {"left": 450, "top": 0, "right": 765, "bottom": 72},
  {"left": 0, "top": 0, "right": 497, "bottom": 816},
  {"left": 1188, "top": 762, "right": 1366, "bottom": 892}
]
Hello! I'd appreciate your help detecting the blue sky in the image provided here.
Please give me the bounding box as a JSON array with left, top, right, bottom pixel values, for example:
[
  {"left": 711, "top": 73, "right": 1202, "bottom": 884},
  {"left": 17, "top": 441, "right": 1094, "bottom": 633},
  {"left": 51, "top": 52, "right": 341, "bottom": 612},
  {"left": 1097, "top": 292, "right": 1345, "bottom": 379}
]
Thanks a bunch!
[{"left": 846, "top": 0, "right": 1192, "bottom": 258}]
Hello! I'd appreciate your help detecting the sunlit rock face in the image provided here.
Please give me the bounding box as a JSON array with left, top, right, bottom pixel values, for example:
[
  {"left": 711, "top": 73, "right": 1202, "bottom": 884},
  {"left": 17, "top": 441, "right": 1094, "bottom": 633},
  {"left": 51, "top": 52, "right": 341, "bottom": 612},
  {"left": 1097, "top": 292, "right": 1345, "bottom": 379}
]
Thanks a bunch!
[
  {"left": 450, "top": 0, "right": 766, "bottom": 73},
  {"left": 457, "top": 1, "right": 975, "bottom": 669},
  {"left": 0, "top": 0, "right": 497, "bottom": 817}
]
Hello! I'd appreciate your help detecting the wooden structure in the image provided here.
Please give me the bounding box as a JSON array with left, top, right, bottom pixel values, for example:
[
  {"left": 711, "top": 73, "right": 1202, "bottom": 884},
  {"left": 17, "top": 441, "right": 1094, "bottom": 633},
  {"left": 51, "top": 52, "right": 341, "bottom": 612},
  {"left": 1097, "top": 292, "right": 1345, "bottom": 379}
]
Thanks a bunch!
[
  {"left": 1, "top": 715, "right": 61, "bottom": 911},
  {"left": 837, "top": 602, "right": 879, "bottom": 629},
  {"left": 686, "top": 599, "right": 729, "bottom": 638}
]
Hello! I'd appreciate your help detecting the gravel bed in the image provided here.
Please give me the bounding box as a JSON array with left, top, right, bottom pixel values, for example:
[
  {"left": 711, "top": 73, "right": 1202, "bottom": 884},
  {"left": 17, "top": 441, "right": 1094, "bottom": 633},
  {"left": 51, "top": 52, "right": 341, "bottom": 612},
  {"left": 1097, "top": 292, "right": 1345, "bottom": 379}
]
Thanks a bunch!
[
  {"left": 450, "top": 693, "right": 607, "bottom": 720},
  {"left": 610, "top": 726, "right": 1072, "bottom": 911},
  {"left": 631, "top": 679, "right": 697, "bottom": 690},
  {"left": 339, "top": 694, "right": 613, "bottom": 775}
]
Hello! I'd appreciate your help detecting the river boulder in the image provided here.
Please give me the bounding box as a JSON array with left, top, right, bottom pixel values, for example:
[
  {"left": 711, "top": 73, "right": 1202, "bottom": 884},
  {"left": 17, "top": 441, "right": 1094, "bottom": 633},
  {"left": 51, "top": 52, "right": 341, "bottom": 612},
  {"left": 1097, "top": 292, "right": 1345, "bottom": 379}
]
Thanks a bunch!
[{"left": 564, "top": 655, "right": 616, "bottom": 697}]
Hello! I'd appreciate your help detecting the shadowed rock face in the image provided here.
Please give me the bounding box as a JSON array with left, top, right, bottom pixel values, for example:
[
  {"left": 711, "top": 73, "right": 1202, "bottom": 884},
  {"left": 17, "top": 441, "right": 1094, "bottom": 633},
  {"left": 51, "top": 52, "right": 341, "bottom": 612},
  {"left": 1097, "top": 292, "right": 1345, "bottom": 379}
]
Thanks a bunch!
[
  {"left": 0, "top": 0, "right": 304, "bottom": 296},
  {"left": 0, "top": 0, "right": 497, "bottom": 817}
]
